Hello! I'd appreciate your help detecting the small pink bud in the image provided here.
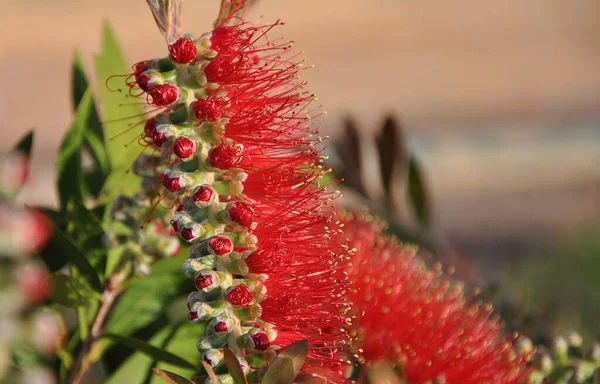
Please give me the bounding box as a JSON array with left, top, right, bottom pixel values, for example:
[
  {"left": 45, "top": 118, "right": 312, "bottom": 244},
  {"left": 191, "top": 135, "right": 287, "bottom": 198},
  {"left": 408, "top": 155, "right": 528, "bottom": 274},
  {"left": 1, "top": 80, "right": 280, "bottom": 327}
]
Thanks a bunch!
[
  {"left": 208, "top": 143, "right": 242, "bottom": 170},
  {"left": 148, "top": 84, "right": 179, "bottom": 106},
  {"left": 173, "top": 137, "right": 196, "bottom": 160},
  {"left": 169, "top": 37, "right": 197, "bottom": 64},
  {"left": 208, "top": 236, "right": 233, "bottom": 256}
]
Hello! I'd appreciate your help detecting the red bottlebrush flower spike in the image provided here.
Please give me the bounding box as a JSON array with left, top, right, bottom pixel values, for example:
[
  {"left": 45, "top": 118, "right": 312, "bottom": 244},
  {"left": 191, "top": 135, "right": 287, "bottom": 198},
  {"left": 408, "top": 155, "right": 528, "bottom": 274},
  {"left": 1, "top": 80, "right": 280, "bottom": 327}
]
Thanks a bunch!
[
  {"left": 169, "top": 37, "right": 197, "bottom": 64},
  {"left": 343, "top": 213, "right": 532, "bottom": 384},
  {"left": 125, "top": 1, "right": 350, "bottom": 381}
]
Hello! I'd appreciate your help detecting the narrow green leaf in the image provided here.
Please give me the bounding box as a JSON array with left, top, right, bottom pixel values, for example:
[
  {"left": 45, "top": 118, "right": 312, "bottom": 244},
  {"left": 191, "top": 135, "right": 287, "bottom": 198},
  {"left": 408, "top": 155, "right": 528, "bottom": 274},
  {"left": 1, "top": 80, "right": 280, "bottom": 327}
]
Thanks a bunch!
[
  {"left": 224, "top": 348, "right": 247, "bottom": 384},
  {"left": 39, "top": 225, "right": 102, "bottom": 291},
  {"left": 103, "top": 254, "right": 189, "bottom": 336},
  {"left": 94, "top": 22, "right": 145, "bottom": 172},
  {"left": 57, "top": 89, "right": 92, "bottom": 210},
  {"left": 261, "top": 340, "right": 308, "bottom": 384},
  {"left": 100, "top": 334, "right": 196, "bottom": 370},
  {"left": 14, "top": 130, "right": 34, "bottom": 156},
  {"left": 376, "top": 115, "right": 403, "bottom": 197},
  {"left": 72, "top": 50, "right": 89, "bottom": 110},
  {"left": 148, "top": 322, "right": 207, "bottom": 384},
  {"left": 105, "top": 327, "right": 173, "bottom": 384},
  {"left": 72, "top": 50, "right": 111, "bottom": 199},
  {"left": 407, "top": 155, "right": 431, "bottom": 227},
  {"left": 152, "top": 368, "right": 194, "bottom": 384},
  {"left": 97, "top": 166, "right": 143, "bottom": 205},
  {"left": 50, "top": 273, "right": 102, "bottom": 307}
]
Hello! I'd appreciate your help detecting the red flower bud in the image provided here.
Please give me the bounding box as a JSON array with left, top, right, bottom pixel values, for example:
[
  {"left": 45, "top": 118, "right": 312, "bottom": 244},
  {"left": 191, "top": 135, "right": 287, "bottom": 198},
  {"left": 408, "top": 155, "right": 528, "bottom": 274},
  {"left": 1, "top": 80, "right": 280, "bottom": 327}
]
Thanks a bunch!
[
  {"left": 173, "top": 136, "right": 196, "bottom": 160},
  {"left": 214, "top": 321, "right": 228, "bottom": 333},
  {"left": 192, "top": 96, "right": 226, "bottom": 121},
  {"left": 169, "top": 219, "right": 179, "bottom": 232},
  {"left": 192, "top": 185, "right": 215, "bottom": 206},
  {"left": 180, "top": 224, "right": 203, "bottom": 242},
  {"left": 148, "top": 84, "right": 179, "bottom": 106},
  {"left": 251, "top": 332, "right": 271, "bottom": 351},
  {"left": 143, "top": 118, "right": 158, "bottom": 140},
  {"left": 153, "top": 131, "right": 168, "bottom": 147},
  {"left": 208, "top": 236, "right": 233, "bottom": 256},
  {"left": 188, "top": 311, "right": 199, "bottom": 321},
  {"left": 169, "top": 37, "right": 197, "bottom": 64},
  {"left": 195, "top": 273, "right": 214, "bottom": 290},
  {"left": 208, "top": 143, "right": 242, "bottom": 169},
  {"left": 133, "top": 61, "right": 148, "bottom": 77},
  {"left": 226, "top": 284, "right": 253, "bottom": 307},
  {"left": 136, "top": 73, "right": 152, "bottom": 92},
  {"left": 228, "top": 202, "right": 255, "bottom": 228},
  {"left": 162, "top": 173, "right": 183, "bottom": 192}
]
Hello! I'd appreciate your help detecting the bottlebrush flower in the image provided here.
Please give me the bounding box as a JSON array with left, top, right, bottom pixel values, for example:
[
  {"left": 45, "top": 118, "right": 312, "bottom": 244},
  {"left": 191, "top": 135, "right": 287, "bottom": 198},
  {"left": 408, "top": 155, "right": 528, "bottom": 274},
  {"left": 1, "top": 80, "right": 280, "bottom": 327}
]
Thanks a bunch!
[
  {"left": 343, "top": 213, "right": 532, "bottom": 384},
  {"left": 124, "top": 1, "right": 351, "bottom": 381}
]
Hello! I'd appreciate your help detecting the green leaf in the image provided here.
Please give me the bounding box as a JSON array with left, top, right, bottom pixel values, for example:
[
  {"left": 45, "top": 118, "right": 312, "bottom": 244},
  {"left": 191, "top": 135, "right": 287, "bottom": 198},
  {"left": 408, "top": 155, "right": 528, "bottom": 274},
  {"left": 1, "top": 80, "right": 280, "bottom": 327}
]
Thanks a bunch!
[
  {"left": 376, "top": 115, "right": 403, "bottom": 197},
  {"left": 224, "top": 348, "right": 247, "bottom": 384},
  {"left": 261, "top": 340, "right": 308, "bottom": 384},
  {"left": 14, "top": 130, "right": 34, "bottom": 157},
  {"left": 69, "top": 201, "right": 105, "bottom": 245},
  {"left": 101, "top": 334, "right": 196, "bottom": 370},
  {"left": 407, "top": 155, "right": 431, "bottom": 227},
  {"left": 72, "top": 50, "right": 111, "bottom": 191},
  {"left": 105, "top": 327, "right": 173, "bottom": 384},
  {"left": 149, "top": 323, "right": 207, "bottom": 384},
  {"left": 57, "top": 89, "right": 93, "bottom": 210},
  {"left": 152, "top": 368, "right": 194, "bottom": 384},
  {"left": 39, "top": 225, "right": 102, "bottom": 291},
  {"left": 98, "top": 166, "right": 143, "bottom": 205},
  {"left": 50, "top": 273, "right": 102, "bottom": 307},
  {"left": 103, "top": 254, "right": 189, "bottom": 336},
  {"left": 94, "top": 22, "right": 145, "bottom": 173}
]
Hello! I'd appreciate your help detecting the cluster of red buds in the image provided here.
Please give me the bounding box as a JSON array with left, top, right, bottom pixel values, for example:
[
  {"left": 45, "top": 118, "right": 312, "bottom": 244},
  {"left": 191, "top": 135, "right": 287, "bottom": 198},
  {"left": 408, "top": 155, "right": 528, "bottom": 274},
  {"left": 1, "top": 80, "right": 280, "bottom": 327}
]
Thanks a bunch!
[
  {"left": 342, "top": 213, "right": 532, "bottom": 384},
  {"left": 125, "top": 2, "right": 351, "bottom": 382},
  {"left": 0, "top": 150, "right": 63, "bottom": 383}
]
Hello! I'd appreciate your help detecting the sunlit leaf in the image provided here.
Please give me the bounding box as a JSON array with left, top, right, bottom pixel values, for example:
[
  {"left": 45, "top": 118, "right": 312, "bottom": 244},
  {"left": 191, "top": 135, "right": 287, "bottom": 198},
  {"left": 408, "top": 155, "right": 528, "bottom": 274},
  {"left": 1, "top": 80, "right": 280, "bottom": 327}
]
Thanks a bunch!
[{"left": 94, "top": 22, "right": 145, "bottom": 179}]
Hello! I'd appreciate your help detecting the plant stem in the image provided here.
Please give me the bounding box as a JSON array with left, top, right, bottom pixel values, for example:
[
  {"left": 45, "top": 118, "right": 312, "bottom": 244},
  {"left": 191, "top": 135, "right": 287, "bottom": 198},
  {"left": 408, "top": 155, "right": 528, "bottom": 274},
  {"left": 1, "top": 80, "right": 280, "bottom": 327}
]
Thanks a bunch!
[{"left": 66, "top": 273, "right": 125, "bottom": 384}]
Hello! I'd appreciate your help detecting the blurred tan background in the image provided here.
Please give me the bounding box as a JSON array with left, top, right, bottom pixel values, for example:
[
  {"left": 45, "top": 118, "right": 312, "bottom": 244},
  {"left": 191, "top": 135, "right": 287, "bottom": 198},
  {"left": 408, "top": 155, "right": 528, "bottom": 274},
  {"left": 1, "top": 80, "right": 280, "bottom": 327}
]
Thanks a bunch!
[{"left": 1, "top": 0, "right": 600, "bottom": 275}]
